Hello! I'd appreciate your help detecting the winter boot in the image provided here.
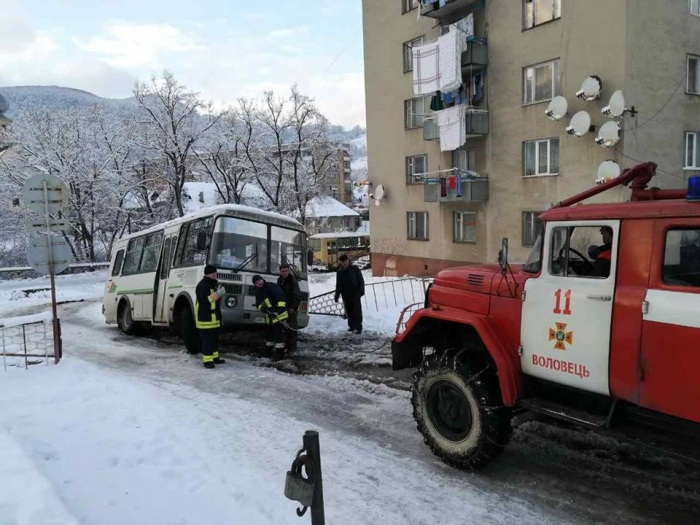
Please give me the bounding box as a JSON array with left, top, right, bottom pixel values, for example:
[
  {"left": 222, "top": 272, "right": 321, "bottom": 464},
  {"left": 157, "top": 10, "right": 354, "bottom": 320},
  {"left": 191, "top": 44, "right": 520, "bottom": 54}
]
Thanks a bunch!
[
  {"left": 203, "top": 362, "right": 215, "bottom": 369},
  {"left": 213, "top": 357, "right": 226, "bottom": 364}
]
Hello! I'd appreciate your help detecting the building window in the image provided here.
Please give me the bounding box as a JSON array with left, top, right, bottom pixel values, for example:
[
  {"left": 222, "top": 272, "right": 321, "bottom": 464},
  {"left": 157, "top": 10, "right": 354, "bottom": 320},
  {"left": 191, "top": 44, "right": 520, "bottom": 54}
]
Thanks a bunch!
[
  {"left": 407, "top": 211, "right": 429, "bottom": 240},
  {"left": 524, "top": 0, "right": 561, "bottom": 29},
  {"left": 406, "top": 154, "right": 428, "bottom": 184},
  {"left": 523, "top": 59, "right": 560, "bottom": 104},
  {"left": 523, "top": 138, "right": 560, "bottom": 176},
  {"left": 663, "top": 229, "right": 700, "bottom": 287},
  {"left": 685, "top": 132, "right": 700, "bottom": 168},
  {"left": 454, "top": 212, "right": 477, "bottom": 243},
  {"left": 405, "top": 97, "right": 428, "bottom": 129},
  {"left": 688, "top": 55, "right": 700, "bottom": 94},
  {"left": 402, "top": 0, "right": 420, "bottom": 14},
  {"left": 691, "top": 0, "right": 700, "bottom": 16},
  {"left": 453, "top": 149, "right": 476, "bottom": 173},
  {"left": 403, "top": 36, "right": 424, "bottom": 73},
  {"left": 522, "top": 211, "right": 543, "bottom": 247}
]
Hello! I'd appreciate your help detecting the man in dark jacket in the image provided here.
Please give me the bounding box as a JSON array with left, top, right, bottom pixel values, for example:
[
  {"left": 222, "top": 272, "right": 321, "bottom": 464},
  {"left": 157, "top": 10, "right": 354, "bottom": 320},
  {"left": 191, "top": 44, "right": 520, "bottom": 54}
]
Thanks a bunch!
[
  {"left": 252, "top": 275, "right": 288, "bottom": 360},
  {"left": 195, "top": 265, "right": 226, "bottom": 369},
  {"left": 334, "top": 255, "right": 365, "bottom": 334},
  {"left": 277, "top": 264, "right": 302, "bottom": 353}
]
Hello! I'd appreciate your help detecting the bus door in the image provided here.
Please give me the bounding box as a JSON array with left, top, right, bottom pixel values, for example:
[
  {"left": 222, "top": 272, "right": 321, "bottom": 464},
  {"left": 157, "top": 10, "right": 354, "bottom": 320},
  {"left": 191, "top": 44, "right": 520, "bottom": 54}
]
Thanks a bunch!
[{"left": 154, "top": 233, "right": 177, "bottom": 324}]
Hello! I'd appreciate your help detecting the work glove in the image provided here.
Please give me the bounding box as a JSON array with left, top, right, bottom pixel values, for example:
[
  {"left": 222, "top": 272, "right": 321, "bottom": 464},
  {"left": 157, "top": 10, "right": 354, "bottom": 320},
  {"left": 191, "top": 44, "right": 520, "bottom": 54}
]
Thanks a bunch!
[
  {"left": 334, "top": 294, "right": 339, "bottom": 303},
  {"left": 216, "top": 285, "right": 226, "bottom": 298}
]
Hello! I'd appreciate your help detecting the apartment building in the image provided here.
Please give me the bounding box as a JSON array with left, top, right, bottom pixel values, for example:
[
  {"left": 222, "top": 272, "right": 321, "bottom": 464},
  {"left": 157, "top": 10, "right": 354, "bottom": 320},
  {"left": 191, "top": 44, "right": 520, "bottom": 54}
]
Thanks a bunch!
[{"left": 362, "top": 0, "right": 700, "bottom": 276}]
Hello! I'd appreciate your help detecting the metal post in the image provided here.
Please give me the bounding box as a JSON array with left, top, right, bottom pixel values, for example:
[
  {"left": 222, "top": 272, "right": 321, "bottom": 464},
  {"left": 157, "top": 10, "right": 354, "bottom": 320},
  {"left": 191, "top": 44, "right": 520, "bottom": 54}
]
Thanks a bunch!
[
  {"left": 303, "top": 430, "right": 325, "bottom": 525},
  {"left": 22, "top": 324, "right": 28, "bottom": 370},
  {"left": 43, "top": 181, "right": 60, "bottom": 364},
  {"left": 2, "top": 327, "right": 6, "bottom": 372}
]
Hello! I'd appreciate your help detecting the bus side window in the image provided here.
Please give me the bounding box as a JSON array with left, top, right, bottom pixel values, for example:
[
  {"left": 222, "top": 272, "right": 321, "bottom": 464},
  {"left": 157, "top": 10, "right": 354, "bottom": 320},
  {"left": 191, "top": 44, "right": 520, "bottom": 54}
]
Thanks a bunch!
[
  {"left": 111, "top": 250, "right": 125, "bottom": 277},
  {"left": 160, "top": 238, "right": 172, "bottom": 279},
  {"left": 122, "top": 237, "right": 146, "bottom": 275},
  {"left": 140, "top": 232, "right": 164, "bottom": 273}
]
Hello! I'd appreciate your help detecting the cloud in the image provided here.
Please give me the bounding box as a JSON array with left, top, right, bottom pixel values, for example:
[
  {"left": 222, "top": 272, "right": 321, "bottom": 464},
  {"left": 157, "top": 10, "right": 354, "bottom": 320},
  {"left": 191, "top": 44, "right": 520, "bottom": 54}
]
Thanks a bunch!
[
  {"left": 266, "top": 26, "right": 309, "bottom": 40},
  {"left": 72, "top": 22, "right": 202, "bottom": 68}
]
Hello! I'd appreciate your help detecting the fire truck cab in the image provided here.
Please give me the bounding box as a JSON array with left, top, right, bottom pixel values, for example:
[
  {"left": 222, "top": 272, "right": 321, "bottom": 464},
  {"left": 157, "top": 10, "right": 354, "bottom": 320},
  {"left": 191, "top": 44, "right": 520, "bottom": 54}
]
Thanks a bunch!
[{"left": 392, "top": 163, "right": 700, "bottom": 470}]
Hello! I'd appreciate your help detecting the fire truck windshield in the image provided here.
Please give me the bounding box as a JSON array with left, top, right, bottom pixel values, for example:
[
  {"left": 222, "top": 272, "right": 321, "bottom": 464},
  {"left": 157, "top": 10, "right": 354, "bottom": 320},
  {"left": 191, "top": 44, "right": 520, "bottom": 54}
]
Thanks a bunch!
[{"left": 523, "top": 233, "right": 543, "bottom": 273}]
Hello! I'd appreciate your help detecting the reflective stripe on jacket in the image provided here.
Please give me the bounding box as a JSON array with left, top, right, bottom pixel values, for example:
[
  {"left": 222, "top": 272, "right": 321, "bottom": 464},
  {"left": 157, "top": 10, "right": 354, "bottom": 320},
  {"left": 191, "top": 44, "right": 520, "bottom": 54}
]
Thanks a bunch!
[{"left": 195, "top": 276, "right": 222, "bottom": 330}]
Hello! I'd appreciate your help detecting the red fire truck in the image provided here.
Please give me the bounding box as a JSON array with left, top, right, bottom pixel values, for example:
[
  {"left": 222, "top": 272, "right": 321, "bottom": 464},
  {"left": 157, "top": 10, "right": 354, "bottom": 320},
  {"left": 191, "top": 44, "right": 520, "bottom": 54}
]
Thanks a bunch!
[{"left": 392, "top": 162, "right": 700, "bottom": 470}]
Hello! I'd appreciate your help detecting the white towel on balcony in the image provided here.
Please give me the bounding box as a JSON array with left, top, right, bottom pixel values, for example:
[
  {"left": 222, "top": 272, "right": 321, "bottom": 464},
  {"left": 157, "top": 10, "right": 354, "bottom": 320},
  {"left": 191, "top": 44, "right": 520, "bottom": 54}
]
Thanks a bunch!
[
  {"left": 412, "top": 41, "right": 441, "bottom": 96},
  {"left": 436, "top": 105, "right": 466, "bottom": 152},
  {"left": 438, "top": 30, "right": 465, "bottom": 93}
]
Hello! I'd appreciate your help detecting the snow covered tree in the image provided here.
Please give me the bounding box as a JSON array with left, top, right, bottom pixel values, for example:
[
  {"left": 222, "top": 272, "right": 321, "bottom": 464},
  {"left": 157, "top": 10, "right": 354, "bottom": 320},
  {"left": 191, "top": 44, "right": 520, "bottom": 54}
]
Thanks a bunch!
[{"left": 133, "top": 71, "right": 223, "bottom": 217}]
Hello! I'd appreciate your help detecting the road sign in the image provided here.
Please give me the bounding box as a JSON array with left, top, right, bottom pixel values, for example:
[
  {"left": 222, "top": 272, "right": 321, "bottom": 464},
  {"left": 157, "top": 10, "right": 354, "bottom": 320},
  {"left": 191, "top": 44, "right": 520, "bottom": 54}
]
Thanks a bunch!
[
  {"left": 21, "top": 173, "right": 65, "bottom": 215},
  {"left": 26, "top": 234, "right": 71, "bottom": 276},
  {"left": 27, "top": 218, "right": 70, "bottom": 233}
]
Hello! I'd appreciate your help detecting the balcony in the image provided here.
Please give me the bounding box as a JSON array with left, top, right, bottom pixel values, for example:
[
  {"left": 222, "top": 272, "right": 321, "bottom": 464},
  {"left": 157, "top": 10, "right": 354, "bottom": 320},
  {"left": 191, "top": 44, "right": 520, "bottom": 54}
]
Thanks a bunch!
[
  {"left": 423, "top": 117, "right": 439, "bottom": 141},
  {"left": 420, "top": 0, "right": 483, "bottom": 25},
  {"left": 461, "top": 40, "right": 487, "bottom": 75},
  {"left": 465, "top": 108, "right": 489, "bottom": 137},
  {"left": 423, "top": 176, "right": 489, "bottom": 203}
]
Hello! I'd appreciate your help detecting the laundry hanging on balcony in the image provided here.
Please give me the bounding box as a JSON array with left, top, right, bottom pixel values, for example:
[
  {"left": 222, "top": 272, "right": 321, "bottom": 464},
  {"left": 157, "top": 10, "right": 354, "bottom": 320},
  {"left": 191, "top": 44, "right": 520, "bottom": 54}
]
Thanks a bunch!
[
  {"left": 438, "top": 29, "right": 466, "bottom": 93},
  {"left": 412, "top": 40, "right": 441, "bottom": 95},
  {"left": 436, "top": 105, "right": 467, "bottom": 152}
]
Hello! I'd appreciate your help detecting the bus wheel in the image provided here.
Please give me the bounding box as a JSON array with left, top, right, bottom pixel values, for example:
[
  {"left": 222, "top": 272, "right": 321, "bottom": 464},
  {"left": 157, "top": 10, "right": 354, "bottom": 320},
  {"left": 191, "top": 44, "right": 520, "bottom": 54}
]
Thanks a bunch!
[
  {"left": 180, "top": 304, "right": 201, "bottom": 354},
  {"left": 117, "top": 300, "right": 137, "bottom": 335}
]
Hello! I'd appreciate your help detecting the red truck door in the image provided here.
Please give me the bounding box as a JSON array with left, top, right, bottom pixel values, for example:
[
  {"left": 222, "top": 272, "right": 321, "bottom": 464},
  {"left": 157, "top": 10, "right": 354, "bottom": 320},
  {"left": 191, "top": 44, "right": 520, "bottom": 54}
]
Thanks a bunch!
[{"left": 640, "top": 219, "right": 700, "bottom": 424}]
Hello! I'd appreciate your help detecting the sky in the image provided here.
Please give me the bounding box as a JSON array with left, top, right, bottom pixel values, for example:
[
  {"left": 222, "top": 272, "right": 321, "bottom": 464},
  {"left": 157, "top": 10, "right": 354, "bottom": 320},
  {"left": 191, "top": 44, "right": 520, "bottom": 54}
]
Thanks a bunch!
[{"left": 0, "top": 0, "right": 366, "bottom": 128}]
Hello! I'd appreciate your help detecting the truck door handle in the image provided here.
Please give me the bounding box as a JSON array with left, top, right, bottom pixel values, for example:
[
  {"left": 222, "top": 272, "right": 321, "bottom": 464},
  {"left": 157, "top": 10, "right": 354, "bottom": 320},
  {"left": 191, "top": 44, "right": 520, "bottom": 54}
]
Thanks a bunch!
[{"left": 587, "top": 294, "right": 612, "bottom": 301}]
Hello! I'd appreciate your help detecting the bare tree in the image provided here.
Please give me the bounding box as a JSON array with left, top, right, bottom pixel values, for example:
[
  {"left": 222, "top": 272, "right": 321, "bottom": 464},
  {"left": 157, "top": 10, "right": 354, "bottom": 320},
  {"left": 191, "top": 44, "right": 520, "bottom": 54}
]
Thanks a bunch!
[{"left": 134, "top": 71, "right": 223, "bottom": 216}]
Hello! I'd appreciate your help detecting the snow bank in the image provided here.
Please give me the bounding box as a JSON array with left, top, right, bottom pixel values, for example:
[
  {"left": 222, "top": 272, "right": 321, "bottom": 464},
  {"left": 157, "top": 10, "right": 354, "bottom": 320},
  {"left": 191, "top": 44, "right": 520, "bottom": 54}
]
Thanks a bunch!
[{"left": 0, "top": 311, "right": 52, "bottom": 329}]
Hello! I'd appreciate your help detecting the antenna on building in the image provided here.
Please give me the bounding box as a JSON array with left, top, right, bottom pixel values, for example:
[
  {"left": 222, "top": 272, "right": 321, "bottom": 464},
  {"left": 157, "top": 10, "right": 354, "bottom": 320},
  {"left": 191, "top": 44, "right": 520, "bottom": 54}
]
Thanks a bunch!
[
  {"left": 576, "top": 75, "right": 603, "bottom": 102},
  {"left": 566, "top": 111, "right": 592, "bottom": 137},
  {"left": 595, "top": 160, "right": 621, "bottom": 185},
  {"left": 369, "top": 184, "right": 387, "bottom": 207},
  {"left": 601, "top": 90, "right": 630, "bottom": 117},
  {"left": 595, "top": 121, "right": 621, "bottom": 147},
  {"left": 545, "top": 96, "right": 568, "bottom": 121}
]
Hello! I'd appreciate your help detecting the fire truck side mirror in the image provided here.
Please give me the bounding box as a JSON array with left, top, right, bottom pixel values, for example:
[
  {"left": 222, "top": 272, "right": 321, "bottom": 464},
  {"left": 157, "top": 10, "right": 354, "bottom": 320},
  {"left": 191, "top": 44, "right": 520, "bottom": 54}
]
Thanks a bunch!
[{"left": 498, "top": 238, "right": 509, "bottom": 275}]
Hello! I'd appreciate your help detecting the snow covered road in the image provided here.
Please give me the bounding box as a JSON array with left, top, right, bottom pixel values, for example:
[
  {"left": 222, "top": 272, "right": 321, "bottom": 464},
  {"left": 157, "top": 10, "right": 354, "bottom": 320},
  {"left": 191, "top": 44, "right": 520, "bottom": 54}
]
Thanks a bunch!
[{"left": 0, "top": 272, "right": 698, "bottom": 524}]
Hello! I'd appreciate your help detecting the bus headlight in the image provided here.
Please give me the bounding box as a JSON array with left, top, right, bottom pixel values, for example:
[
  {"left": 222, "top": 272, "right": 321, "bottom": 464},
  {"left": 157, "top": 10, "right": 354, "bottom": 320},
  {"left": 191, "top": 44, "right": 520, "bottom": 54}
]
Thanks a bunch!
[{"left": 225, "top": 296, "right": 237, "bottom": 308}]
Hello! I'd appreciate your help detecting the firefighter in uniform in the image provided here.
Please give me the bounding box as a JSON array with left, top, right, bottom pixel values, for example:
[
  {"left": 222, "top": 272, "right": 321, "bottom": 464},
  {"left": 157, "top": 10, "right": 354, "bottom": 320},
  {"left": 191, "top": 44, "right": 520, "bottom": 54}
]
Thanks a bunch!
[
  {"left": 195, "top": 265, "right": 226, "bottom": 369},
  {"left": 252, "top": 275, "right": 288, "bottom": 361},
  {"left": 588, "top": 226, "right": 613, "bottom": 278},
  {"left": 277, "top": 263, "right": 302, "bottom": 354}
]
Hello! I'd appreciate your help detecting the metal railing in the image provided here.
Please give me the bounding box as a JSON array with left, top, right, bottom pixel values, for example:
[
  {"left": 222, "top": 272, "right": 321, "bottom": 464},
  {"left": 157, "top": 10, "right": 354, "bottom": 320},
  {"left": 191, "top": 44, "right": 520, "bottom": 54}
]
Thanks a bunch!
[
  {"left": 308, "top": 277, "right": 432, "bottom": 316},
  {"left": 1, "top": 314, "right": 56, "bottom": 371},
  {"left": 395, "top": 302, "right": 425, "bottom": 336}
]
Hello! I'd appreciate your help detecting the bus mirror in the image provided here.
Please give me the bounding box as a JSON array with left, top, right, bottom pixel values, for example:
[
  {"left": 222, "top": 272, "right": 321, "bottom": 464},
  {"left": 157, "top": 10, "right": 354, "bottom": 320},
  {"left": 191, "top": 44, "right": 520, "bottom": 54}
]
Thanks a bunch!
[
  {"left": 498, "top": 238, "right": 509, "bottom": 275},
  {"left": 196, "top": 230, "right": 208, "bottom": 251}
]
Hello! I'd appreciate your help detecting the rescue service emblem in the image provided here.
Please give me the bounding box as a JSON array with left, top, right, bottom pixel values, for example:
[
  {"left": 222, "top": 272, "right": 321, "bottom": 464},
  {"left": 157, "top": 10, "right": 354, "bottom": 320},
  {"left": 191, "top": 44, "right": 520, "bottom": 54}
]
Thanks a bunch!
[{"left": 549, "top": 322, "right": 573, "bottom": 350}]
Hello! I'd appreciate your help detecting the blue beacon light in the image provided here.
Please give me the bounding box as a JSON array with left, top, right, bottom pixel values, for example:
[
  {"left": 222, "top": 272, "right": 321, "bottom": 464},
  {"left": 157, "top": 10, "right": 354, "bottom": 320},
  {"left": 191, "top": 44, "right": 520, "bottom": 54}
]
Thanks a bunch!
[{"left": 688, "top": 175, "right": 700, "bottom": 202}]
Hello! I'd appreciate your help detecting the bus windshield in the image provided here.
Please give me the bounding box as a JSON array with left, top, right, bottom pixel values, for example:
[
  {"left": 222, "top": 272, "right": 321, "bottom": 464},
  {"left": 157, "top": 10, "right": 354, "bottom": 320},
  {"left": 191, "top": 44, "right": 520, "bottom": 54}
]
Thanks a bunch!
[
  {"left": 271, "top": 226, "right": 307, "bottom": 277},
  {"left": 209, "top": 217, "right": 268, "bottom": 273}
]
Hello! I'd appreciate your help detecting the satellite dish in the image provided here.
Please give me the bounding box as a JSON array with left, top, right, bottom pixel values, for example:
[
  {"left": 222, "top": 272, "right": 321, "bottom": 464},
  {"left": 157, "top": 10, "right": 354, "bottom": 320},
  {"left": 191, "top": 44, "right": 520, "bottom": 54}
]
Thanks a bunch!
[
  {"left": 371, "top": 184, "right": 386, "bottom": 207},
  {"left": 0, "top": 94, "right": 8, "bottom": 115},
  {"left": 595, "top": 121, "right": 621, "bottom": 147},
  {"left": 545, "top": 96, "right": 568, "bottom": 121},
  {"left": 602, "top": 90, "right": 626, "bottom": 117},
  {"left": 595, "top": 160, "right": 621, "bottom": 185},
  {"left": 576, "top": 75, "right": 603, "bottom": 102},
  {"left": 566, "top": 111, "right": 591, "bottom": 137}
]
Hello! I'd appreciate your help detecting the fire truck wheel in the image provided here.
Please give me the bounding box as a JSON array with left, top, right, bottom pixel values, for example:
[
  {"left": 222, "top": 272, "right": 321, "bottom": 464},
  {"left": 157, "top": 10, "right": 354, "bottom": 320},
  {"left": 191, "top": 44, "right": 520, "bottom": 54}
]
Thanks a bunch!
[
  {"left": 412, "top": 352, "right": 512, "bottom": 470},
  {"left": 180, "top": 304, "right": 201, "bottom": 355},
  {"left": 117, "top": 300, "right": 137, "bottom": 335}
]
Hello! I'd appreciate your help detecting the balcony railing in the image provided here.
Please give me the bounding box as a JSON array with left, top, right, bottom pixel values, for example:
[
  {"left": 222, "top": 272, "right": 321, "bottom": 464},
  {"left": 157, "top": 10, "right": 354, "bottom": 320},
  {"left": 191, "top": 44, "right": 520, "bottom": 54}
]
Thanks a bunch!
[
  {"left": 423, "top": 175, "right": 489, "bottom": 203},
  {"left": 423, "top": 117, "right": 439, "bottom": 141},
  {"left": 420, "top": 0, "right": 483, "bottom": 24},
  {"left": 465, "top": 108, "right": 489, "bottom": 136},
  {"left": 461, "top": 40, "right": 487, "bottom": 75}
]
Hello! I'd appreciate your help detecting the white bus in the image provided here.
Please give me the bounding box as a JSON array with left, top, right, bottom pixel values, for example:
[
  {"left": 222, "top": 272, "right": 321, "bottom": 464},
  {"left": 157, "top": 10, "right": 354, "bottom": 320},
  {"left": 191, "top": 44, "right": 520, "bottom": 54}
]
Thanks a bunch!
[{"left": 102, "top": 205, "right": 309, "bottom": 353}]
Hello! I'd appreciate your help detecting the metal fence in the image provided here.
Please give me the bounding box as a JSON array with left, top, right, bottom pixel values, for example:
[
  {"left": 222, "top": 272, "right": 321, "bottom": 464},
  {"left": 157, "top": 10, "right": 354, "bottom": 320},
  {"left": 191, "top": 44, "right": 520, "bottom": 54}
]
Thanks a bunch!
[
  {"left": 308, "top": 277, "right": 432, "bottom": 316},
  {"left": 1, "top": 315, "right": 56, "bottom": 371}
]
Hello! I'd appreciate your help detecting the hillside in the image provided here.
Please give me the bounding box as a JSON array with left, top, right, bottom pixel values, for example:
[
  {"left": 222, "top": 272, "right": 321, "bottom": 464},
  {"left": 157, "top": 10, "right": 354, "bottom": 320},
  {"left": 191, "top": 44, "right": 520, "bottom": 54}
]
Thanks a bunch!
[{"left": 0, "top": 86, "right": 134, "bottom": 117}]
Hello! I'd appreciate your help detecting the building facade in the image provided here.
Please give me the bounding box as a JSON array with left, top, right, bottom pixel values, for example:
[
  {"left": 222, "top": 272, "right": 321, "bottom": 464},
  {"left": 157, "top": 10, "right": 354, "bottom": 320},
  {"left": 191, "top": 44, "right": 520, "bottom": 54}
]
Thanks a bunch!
[{"left": 362, "top": 0, "right": 700, "bottom": 276}]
